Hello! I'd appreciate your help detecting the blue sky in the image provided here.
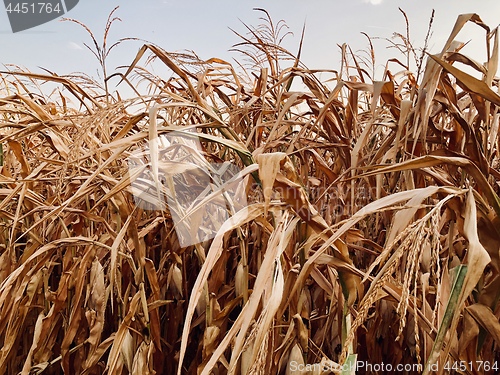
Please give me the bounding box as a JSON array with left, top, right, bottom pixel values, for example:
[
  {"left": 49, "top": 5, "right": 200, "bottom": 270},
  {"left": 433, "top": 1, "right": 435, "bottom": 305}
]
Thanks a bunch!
[{"left": 1, "top": 0, "right": 499, "bottom": 87}]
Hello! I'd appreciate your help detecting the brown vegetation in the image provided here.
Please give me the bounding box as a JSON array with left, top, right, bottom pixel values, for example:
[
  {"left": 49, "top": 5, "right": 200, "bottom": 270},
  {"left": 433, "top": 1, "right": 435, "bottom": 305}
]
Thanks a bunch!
[{"left": 0, "top": 7, "right": 499, "bottom": 375}]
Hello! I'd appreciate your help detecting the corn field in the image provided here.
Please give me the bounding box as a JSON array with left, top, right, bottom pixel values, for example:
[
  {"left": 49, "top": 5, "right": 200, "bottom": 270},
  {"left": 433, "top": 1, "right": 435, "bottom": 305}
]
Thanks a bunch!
[{"left": 0, "top": 8, "right": 500, "bottom": 375}]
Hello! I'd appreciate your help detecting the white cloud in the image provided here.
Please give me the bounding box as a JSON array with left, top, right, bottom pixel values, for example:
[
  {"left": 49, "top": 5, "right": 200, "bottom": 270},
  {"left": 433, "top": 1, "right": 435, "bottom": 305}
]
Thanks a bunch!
[
  {"left": 68, "top": 41, "right": 83, "bottom": 50},
  {"left": 364, "top": 0, "right": 383, "bottom": 4}
]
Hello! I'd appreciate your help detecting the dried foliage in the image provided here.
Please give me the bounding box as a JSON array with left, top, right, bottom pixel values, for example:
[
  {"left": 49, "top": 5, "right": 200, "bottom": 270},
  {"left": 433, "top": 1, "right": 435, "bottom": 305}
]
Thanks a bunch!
[{"left": 0, "top": 8, "right": 500, "bottom": 375}]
